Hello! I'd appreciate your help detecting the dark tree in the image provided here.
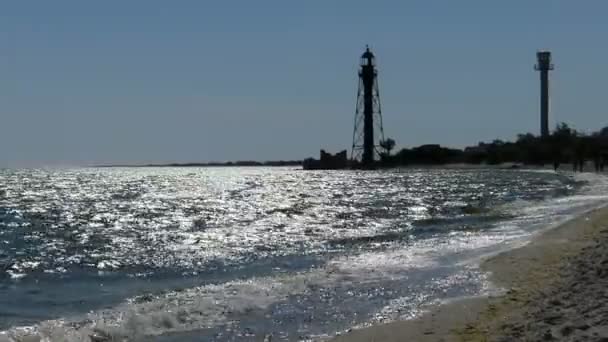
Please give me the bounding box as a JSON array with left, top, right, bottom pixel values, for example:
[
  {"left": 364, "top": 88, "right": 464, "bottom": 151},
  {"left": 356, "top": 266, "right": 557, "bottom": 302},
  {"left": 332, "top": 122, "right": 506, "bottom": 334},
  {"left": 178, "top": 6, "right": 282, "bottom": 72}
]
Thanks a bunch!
[{"left": 380, "top": 138, "right": 396, "bottom": 156}]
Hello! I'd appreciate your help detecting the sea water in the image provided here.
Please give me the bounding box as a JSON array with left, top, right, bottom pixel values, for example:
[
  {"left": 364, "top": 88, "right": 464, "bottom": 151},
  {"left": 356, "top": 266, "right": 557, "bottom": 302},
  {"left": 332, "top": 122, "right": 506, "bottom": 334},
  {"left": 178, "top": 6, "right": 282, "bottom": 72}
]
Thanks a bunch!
[{"left": 0, "top": 167, "right": 607, "bottom": 341}]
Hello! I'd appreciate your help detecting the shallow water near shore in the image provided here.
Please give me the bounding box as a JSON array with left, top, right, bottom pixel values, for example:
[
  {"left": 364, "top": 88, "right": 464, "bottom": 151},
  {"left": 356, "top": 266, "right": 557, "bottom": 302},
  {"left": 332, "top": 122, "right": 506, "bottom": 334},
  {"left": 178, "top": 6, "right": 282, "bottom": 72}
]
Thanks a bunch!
[{"left": 0, "top": 167, "right": 607, "bottom": 341}]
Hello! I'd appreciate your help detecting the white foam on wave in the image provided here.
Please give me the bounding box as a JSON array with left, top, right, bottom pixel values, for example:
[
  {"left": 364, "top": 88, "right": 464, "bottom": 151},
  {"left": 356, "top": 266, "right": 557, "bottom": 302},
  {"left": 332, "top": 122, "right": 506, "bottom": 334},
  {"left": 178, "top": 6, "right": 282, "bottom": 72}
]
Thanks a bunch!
[
  {"left": 520, "top": 172, "right": 608, "bottom": 226},
  {"left": 362, "top": 171, "right": 608, "bottom": 332},
  {"left": 0, "top": 227, "right": 528, "bottom": 341},
  {"left": 0, "top": 246, "right": 441, "bottom": 341},
  {"left": 458, "top": 172, "right": 608, "bottom": 263},
  {"left": 2, "top": 275, "right": 298, "bottom": 341}
]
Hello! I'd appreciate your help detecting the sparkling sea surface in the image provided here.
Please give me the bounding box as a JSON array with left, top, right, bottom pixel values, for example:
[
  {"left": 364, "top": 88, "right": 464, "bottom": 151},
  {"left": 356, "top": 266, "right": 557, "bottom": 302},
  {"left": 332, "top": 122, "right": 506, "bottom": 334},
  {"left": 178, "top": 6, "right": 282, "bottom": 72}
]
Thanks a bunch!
[{"left": 0, "top": 167, "right": 607, "bottom": 341}]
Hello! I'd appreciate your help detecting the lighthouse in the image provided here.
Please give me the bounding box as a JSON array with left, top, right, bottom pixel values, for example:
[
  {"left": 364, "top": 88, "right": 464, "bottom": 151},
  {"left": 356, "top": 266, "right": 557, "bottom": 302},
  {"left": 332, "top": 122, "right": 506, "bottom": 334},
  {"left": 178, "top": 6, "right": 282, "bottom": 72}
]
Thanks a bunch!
[{"left": 351, "top": 46, "right": 386, "bottom": 168}]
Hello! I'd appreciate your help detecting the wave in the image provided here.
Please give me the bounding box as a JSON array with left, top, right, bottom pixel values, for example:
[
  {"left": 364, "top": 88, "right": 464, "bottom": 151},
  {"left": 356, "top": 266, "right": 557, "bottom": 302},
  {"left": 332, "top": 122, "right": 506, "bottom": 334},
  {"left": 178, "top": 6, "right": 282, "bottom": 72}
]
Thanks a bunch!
[{"left": 2, "top": 170, "right": 608, "bottom": 341}]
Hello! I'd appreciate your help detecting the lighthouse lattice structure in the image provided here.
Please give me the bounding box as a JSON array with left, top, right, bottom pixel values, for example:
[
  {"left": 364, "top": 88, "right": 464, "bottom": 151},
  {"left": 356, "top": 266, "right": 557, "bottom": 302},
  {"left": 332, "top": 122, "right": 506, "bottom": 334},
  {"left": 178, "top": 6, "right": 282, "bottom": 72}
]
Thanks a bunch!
[{"left": 351, "top": 46, "right": 386, "bottom": 167}]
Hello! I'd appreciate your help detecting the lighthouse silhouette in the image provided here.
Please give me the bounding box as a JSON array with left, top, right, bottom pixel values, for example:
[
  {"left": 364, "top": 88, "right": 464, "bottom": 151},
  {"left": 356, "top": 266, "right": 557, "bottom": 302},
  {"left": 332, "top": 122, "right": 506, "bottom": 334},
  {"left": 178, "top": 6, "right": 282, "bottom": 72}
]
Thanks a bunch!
[{"left": 351, "top": 46, "right": 386, "bottom": 169}]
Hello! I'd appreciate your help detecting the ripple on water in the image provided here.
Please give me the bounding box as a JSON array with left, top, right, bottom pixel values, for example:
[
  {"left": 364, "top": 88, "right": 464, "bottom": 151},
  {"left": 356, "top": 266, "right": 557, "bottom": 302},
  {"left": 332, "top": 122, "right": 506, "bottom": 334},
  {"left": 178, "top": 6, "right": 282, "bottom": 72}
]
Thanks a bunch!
[{"left": 0, "top": 167, "right": 603, "bottom": 340}]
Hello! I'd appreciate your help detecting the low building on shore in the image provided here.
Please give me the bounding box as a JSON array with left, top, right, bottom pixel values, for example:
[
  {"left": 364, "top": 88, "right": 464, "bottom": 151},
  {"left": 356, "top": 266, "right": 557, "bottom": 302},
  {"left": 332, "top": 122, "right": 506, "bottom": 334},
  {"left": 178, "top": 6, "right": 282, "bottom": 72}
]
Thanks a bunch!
[{"left": 302, "top": 150, "right": 348, "bottom": 170}]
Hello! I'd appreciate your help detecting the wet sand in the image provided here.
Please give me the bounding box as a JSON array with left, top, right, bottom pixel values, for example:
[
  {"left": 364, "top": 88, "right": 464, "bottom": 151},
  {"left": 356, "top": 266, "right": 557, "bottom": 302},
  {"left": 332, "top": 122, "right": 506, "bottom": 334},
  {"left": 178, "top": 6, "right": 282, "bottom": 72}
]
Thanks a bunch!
[{"left": 333, "top": 205, "right": 608, "bottom": 342}]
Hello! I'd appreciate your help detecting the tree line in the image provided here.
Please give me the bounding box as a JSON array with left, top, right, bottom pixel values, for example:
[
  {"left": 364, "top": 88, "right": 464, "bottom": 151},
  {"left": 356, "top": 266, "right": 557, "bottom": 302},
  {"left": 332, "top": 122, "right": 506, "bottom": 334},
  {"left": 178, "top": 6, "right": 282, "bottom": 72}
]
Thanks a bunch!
[{"left": 379, "top": 123, "right": 608, "bottom": 171}]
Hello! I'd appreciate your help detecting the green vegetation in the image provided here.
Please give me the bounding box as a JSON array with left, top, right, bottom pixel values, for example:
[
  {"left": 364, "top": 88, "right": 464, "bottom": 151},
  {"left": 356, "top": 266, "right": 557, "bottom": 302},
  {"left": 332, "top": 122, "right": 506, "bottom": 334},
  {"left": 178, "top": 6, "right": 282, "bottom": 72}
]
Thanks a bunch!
[{"left": 380, "top": 123, "right": 608, "bottom": 169}]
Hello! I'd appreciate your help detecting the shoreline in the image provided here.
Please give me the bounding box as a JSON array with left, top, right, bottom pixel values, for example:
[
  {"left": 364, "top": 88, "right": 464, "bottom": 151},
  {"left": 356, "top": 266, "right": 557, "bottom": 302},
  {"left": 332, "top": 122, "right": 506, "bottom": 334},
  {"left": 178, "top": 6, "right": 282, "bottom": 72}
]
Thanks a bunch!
[{"left": 332, "top": 203, "right": 608, "bottom": 341}]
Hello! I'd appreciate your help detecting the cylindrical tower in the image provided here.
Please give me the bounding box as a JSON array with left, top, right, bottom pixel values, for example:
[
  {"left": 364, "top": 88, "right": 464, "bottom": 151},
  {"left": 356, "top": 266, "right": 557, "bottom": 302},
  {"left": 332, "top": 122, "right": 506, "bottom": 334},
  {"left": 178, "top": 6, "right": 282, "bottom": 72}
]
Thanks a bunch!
[
  {"left": 361, "top": 48, "right": 376, "bottom": 165},
  {"left": 351, "top": 46, "right": 385, "bottom": 168},
  {"left": 535, "top": 51, "right": 554, "bottom": 138}
]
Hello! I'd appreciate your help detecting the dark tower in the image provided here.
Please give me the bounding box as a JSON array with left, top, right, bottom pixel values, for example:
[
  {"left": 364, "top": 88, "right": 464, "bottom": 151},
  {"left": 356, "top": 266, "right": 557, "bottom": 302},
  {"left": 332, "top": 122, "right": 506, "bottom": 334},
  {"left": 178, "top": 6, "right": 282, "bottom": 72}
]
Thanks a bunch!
[
  {"left": 351, "top": 46, "right": 385, "bottom": 168},
  {"left": 535, "top": 51, "right": 554, "bottom": 138}
]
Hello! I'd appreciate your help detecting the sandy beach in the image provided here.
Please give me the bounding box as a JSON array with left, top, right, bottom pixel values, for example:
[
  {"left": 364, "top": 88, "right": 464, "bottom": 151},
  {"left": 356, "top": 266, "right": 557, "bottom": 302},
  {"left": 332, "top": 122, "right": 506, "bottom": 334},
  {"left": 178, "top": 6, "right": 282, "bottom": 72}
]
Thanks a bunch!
[{"left": 333, "top": 204, "right": 608, "bottom": 341}]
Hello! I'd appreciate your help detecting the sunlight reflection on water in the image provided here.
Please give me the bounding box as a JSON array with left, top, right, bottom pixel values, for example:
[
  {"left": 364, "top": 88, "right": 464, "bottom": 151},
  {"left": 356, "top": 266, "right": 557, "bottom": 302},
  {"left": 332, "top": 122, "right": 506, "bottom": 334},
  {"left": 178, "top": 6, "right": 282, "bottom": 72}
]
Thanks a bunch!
[{"left": 1, "top": 167, "right": 604, "bottom": 341}]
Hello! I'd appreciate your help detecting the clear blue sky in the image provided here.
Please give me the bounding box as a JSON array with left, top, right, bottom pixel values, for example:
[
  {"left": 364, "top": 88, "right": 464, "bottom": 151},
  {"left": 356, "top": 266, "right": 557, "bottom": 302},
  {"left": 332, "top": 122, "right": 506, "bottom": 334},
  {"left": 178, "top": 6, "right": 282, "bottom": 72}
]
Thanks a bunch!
[{"left": 1, "top": 1, "right": 607, "bottom": 166}]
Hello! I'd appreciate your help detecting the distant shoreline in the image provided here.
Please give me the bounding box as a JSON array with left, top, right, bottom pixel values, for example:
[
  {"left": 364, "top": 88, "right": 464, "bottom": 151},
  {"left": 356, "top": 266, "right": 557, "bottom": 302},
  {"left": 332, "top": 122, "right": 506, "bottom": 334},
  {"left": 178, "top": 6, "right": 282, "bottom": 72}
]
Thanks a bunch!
[
  {"left": 90, "top": 161, "right": 595, "bottom": 171},
  {"left": 91, "top": 161, "right": 520, "bottom": 169},
  {"left": 92, "top": 161, "right": 302, "bottom": 168}
]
